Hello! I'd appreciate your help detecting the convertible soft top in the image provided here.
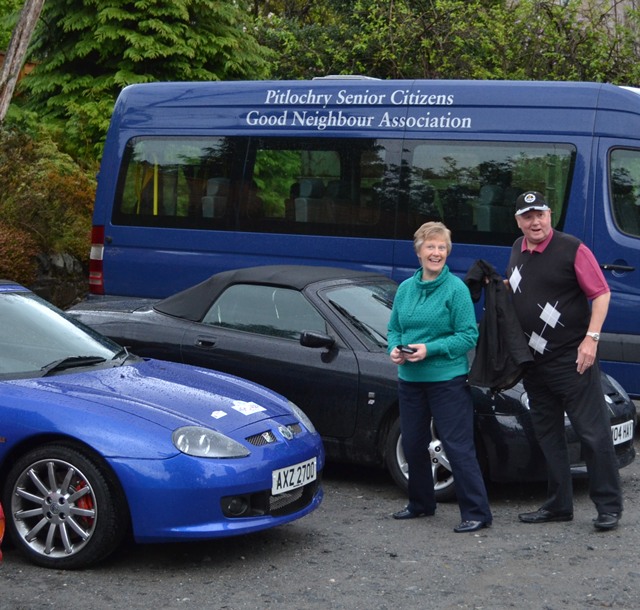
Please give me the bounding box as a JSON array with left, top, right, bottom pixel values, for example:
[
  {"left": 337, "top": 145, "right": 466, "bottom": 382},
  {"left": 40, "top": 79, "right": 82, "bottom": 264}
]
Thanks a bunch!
[{"left": 154, "top": 265, "right": 389, "bottom": 322}]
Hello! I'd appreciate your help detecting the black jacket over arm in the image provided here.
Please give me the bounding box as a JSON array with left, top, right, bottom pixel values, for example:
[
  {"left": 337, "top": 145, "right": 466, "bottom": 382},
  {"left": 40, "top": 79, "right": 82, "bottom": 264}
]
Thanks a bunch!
[{"left": 464, "top": 259, "right": 533, "bottom": 392}]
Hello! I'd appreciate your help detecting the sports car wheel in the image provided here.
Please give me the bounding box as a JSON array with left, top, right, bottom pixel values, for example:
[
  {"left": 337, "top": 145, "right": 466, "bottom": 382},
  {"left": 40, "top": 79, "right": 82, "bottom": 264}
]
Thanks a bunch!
[
  {"left": 3, "top": 443, "right": 128, "bottom": 569},
  {"left": 385, "top": 417, "right": 457, "bottom": 502}
]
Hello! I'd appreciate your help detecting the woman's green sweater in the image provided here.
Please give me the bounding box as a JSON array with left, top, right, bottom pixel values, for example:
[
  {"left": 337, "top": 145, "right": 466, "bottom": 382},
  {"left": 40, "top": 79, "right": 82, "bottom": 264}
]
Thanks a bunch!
[{"left": 387, "top": 265, "right": 478, "bottom": 382}]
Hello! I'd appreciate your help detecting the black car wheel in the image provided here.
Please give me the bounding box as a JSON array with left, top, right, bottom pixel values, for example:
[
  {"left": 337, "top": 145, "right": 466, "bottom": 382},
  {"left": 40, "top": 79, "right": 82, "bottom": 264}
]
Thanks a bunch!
[
  {"left": 385, "top": 418, "right": 457, "bottom": 502},
  {"left": 3, "top": 443, "right": 128, "bottom": 569}
]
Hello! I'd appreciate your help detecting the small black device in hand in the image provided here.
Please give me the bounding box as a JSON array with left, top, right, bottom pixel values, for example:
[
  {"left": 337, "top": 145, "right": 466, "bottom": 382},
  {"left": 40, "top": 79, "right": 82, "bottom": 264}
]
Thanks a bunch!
[{"left": 397, "top": 345, "right": 417, "bottom": 354}]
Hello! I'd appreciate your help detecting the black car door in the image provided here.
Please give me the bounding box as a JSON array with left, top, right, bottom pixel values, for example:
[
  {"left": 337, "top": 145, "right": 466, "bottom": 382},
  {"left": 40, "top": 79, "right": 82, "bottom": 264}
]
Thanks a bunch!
[{"left": 179, "top": 283, "right": 360, "bottom": 439}]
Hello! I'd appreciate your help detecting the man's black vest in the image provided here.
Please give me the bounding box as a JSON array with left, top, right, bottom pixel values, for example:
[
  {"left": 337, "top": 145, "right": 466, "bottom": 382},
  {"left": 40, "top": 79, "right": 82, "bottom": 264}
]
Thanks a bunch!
[{"left": 507, "top": 231, "right": 591, "bottom": 363}]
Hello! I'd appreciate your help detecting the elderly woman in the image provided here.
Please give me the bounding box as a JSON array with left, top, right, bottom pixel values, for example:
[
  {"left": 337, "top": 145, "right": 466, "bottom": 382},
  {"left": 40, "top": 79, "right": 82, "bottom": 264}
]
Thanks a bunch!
[{"left": 388, "top": 221, "right": 492, "bottom": 533}]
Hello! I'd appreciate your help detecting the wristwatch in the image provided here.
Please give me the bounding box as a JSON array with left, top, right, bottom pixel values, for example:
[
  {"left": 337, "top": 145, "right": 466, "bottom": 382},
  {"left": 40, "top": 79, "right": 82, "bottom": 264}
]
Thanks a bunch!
[{"left": 586, "top": 331, "right": 600, "bottom": 342}]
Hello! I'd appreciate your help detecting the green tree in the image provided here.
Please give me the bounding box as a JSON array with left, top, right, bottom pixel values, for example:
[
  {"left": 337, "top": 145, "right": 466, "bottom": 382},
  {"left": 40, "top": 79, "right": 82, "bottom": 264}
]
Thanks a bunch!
[
  {"left": 0, "top": 0, "right": 24, "bottom": 49},
  {"left": 21, "top": 0, "right": 274, "bottom": 163},
  {"left": 255, "top": 0, "right": 640, "bottom": 84},
  {"left": 506, "top": 0, "right": 640, "bottom": 83}
]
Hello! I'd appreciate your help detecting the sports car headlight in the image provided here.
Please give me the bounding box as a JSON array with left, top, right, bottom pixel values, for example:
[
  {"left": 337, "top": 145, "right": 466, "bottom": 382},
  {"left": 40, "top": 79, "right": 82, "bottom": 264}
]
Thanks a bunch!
[
  {"left": 288, "top": 401, "right": 317, "bottom": 434},
  {"left": 172, "top": 426, "right": 250, "bottom": 458}
]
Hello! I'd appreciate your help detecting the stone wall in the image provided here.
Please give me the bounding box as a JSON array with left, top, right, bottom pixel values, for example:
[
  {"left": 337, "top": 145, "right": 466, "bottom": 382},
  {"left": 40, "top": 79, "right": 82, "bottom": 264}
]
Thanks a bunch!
[{"left": 30, "top": 253, "right": 89, "bottom": 309}]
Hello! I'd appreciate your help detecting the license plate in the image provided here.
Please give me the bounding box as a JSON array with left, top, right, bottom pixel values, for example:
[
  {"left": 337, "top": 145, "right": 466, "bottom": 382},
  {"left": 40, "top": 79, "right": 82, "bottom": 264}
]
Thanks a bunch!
[
  {"left": 611, "top": 420, "right": 634, "bottom": 445},
  {"left": 272, "top": 457, "right": 317, "bottom": 495}
]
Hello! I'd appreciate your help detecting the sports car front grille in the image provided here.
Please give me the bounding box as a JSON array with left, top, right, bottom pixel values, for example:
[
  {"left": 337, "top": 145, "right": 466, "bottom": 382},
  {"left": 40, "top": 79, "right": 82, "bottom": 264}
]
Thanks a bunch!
[
  {"left": 246, "top": 431, "right": 277, "bottom": 446},
  {"left": 221, "top": 476, "right": 321, "bottom": 518},
  {"left": 245, "top": 423, "right": 304, "bottom": 447}
]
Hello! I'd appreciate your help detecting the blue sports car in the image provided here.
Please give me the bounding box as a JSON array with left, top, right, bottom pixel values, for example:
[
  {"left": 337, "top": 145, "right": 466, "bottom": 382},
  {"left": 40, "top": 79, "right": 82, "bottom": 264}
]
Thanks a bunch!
[{"left": 0, "top": 281, "right": 323, "bottom": 569}]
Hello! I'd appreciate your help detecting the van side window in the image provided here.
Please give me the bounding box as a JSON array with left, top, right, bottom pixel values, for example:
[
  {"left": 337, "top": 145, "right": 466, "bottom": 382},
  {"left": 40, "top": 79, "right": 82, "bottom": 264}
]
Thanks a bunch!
[
  {"left": 405, "top": 141, "right": 575, "bottom": 243},
  {"left": 114, "top": 136, "right": 241, "bottom": 225},
  {"left": 610, "top": 149, "right": 640, "bottom": 237},
  {"left": 248, "top": 137, "right": 399, "bottom": 238}
]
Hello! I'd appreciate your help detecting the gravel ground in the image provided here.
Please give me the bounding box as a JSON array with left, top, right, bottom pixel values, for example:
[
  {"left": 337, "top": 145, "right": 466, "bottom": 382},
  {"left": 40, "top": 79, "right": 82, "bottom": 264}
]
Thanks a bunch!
[{"left": 2, "top": 437, "right": 640, "bottom": 610}]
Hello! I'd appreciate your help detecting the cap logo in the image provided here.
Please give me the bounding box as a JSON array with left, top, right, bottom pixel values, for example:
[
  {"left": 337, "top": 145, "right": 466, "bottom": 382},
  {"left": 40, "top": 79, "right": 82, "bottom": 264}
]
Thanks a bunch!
[{"left": 523, "top": 193, "right": 537, "bottom": 204}]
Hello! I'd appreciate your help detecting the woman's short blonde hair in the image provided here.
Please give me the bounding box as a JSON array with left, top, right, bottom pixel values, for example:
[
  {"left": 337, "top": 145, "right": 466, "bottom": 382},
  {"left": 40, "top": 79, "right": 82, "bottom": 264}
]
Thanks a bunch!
[{"left": 413, "top": 221, "right": 452, "bottom": 254}]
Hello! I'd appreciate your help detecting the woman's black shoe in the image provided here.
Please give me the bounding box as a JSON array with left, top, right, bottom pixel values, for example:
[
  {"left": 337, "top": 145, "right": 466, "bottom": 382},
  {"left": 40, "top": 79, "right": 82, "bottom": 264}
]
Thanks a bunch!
[
  {"left": 453, "top": 520, "right": 491, "bottom": 533},
  {"left": 392, "top": 507, "right": 433, "bottom": 520}
]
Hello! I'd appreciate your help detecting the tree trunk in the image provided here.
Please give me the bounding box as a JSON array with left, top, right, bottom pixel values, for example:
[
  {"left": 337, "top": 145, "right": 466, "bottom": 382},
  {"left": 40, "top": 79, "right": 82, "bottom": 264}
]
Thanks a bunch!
[{"left": 0, "top": 0, "right": 46, "bottom": 123}]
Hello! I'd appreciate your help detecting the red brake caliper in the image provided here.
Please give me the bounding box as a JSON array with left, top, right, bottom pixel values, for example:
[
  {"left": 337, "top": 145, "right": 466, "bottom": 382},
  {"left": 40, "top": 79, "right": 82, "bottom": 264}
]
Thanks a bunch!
[{"left": 75, "top": 482, "right": 95, "bottom": 527}]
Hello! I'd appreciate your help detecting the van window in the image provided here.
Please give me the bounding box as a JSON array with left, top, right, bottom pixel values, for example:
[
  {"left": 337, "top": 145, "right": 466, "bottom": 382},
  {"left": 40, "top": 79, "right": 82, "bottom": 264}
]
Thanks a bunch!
[
  {"left": 249, "top": 137, "right": 396, "bottom": 236},
  {"left": 115, "top": 136, "right": 241, "bottom": 224},
  {"left": 610, "top": 148, "right": 640, "bottom": 237},
  {"left": 112, "top": 136, "right": 574, "bottom": 246},
  {"left": 402, "top": 140, "right": 575, "bottom": 243}
]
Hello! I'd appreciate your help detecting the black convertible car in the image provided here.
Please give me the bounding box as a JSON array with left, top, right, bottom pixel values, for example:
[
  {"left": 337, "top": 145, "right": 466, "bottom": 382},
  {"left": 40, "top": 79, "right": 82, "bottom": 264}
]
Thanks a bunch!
[{"left": 69, "top": 265, "right": 636, "bottom": 500}]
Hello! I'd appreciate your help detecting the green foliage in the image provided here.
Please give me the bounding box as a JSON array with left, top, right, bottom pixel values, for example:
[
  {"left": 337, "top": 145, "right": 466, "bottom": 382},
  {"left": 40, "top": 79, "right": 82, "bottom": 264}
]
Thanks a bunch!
[
  {"left": 0, "top": 126, "right": 95, "bottom": 265},
  {"left": 21, "top": 0, "right": 275, "bottom": 163},
  {"left": 255, "top": 0, "right": 640, "bottom": 85},
  {"left": 0, "top": 0, "right": 23, "bottom": 49},
  {"left": 505, "top": 0, "right": 640, "bottom": 82}
]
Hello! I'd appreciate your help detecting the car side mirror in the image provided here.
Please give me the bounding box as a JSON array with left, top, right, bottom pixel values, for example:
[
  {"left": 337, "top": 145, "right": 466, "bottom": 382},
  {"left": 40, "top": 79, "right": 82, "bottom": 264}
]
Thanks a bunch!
[{"left": 300, "top": 330, "right": 335, "bottom": 349}]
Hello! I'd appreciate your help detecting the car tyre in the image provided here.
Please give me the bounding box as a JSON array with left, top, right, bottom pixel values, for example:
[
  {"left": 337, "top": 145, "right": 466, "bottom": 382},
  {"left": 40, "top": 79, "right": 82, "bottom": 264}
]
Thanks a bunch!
[
  {"left": 2, "top": 442, "right": 129, "bottom": 569},
  {"left": 385, "top": 417, "right": 457, "bottom": 502}
]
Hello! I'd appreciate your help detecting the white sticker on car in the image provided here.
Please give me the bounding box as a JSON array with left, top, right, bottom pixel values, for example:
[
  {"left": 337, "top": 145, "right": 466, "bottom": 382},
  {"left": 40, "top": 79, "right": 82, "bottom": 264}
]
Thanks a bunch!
[{"left": 232, "top": 400, "right": 267, "bottom": 416}]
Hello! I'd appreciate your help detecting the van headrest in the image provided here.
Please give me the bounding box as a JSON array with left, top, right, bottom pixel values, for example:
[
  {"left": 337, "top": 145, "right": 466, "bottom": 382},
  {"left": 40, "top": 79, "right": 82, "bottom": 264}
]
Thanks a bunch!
[
  {"left": 207, "top": 177, "right": 230, "bottom": 196},
  {"left": 478, "top": 184, "right": 504, "bottom": 205},
  {"left": 326, "top": 180, "right": 349, "bottom": 199},
  {"left": 299, "top": 178, "right": 324, "bottom": 198}
]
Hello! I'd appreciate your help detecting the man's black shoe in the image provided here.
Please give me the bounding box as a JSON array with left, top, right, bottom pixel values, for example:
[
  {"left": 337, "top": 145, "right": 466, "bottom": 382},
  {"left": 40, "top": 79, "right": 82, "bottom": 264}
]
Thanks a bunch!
[
  {"left": 518, "top": 508, "right": 573, "bottom": 523},
  {"left": 392, "top": 507, "right": 434, "bottom": 520},
  {"left": 593, "top": 512, "right": 620, "bottom": 530}
]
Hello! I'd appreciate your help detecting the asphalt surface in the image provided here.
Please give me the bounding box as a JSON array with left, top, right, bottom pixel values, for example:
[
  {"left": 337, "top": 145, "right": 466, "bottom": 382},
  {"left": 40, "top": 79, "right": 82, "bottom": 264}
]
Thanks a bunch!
[{"left": 2, "top": 436, "right": 640, "bottom": 610}]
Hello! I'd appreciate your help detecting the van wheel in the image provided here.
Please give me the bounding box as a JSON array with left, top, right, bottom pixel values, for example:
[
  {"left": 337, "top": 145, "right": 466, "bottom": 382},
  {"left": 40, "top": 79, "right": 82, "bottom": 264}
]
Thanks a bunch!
[
  {"left": 3, "top": 443, "right": 128, "bottom": 569},
  {"left": 385, "top": 417, "right": 457, "bottom": 503}
]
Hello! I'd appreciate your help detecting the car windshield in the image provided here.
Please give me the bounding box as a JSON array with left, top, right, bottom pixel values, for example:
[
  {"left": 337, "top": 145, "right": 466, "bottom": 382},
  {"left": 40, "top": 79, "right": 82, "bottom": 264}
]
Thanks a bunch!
[
  {"left": 324, "top": 280, "right": 396, "bottom": 349},
  {"left": 0, "top": 289, "right": 121, "bottom": 378}
]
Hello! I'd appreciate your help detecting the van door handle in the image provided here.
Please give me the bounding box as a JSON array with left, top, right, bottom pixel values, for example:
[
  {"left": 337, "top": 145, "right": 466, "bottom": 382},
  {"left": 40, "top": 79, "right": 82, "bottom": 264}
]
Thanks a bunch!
[
  {"left": 600, "top": 263, "right": 635, "bottom": 272},
  {"left": 195, "top": 336, "right": 216, "bottom": 348}
]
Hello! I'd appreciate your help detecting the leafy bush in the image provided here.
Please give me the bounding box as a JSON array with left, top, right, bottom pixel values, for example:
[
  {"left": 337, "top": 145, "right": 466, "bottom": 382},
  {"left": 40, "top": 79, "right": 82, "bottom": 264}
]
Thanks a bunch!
[
  {"left": 0, "top": 221, "right": 38, "bottom": 285},
  {"left": 0, "top": 126, "right": 96, "bottom": 267}
]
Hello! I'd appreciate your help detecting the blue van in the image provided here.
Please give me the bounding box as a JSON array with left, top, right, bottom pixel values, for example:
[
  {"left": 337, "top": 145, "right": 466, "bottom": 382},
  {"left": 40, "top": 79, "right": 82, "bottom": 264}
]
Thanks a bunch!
[{"left": 88, "top": 78, "right": 640, "bottom": 398}]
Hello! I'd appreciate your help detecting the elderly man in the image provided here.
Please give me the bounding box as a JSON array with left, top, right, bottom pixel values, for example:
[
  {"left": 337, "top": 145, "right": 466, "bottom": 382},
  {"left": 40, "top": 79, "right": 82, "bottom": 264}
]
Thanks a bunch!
[{"left": 507, "top": 191, "right": 622, "bottom": 531}]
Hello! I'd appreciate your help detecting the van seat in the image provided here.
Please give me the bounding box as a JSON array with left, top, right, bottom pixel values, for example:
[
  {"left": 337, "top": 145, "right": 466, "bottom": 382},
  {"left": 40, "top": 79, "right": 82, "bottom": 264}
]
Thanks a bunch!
[
  {"left": 202, "top": 177, "right": 229, "bottom": 218},
  {"left": 325, "top": 180, "right": 353, "bottom": 223},
  {"left": 295, "top": 178, "right": 330, "bottom": 222},
  {"left": 476, "top": 184, "right": 513, "bottom": 232}
]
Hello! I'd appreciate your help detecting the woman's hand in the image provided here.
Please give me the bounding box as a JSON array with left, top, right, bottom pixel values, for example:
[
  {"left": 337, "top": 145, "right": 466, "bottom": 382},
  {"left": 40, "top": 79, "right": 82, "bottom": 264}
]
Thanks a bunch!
[
  {"left": 390, "top": 346, "right": 406, "bottom": 364},
  {"left": 390, "top": 344, "right": 427, "bottom": 364},
  {"left": 406, "top": 344, "right": 427, "bottom": 361}
]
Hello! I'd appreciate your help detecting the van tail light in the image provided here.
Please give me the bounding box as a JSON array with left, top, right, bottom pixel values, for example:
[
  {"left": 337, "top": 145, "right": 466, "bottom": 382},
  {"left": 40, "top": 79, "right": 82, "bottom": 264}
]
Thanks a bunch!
[
  {"left": 0, "top": 501, "right": 4, "bottom": 561},
  {"left": 89, "top": 225, "right": 105, "bottom": 295}
]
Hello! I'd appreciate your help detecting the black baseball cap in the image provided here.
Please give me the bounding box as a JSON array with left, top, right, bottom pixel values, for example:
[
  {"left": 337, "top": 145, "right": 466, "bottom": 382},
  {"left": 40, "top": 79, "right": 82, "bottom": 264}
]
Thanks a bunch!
[{"left": 515, "top": 191, "right": 551, "bottom": 216}]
